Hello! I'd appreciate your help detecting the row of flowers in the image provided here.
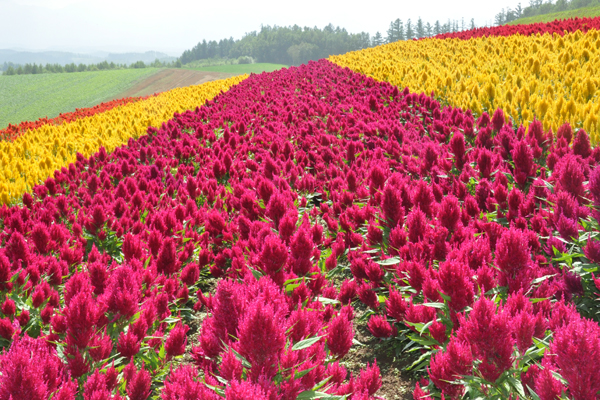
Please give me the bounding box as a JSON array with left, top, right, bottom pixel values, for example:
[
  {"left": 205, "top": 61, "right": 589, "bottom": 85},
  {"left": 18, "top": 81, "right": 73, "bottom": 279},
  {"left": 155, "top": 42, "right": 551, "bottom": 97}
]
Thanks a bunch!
[
  {"left": 330, "top": 28, "right": 600, "bottom": 147},
  {"left": 1, "top": 59, "right": 599, "bottom": 399},
  {"left": 0, "top": 95, "right": 153, "bottom": 142},
  {"left": 433, "top": 16, "right": 600, "bottom": 40},
  {"left": 0, "top": 74, "right": 247, "bottom": 206}
]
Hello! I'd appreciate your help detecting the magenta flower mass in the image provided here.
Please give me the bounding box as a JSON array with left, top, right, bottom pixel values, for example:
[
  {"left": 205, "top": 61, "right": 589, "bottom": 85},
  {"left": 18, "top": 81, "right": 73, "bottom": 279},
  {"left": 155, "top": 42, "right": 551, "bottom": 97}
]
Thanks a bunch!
[{"left": 0, "top": 58, "right": 599, "bottom": 399}]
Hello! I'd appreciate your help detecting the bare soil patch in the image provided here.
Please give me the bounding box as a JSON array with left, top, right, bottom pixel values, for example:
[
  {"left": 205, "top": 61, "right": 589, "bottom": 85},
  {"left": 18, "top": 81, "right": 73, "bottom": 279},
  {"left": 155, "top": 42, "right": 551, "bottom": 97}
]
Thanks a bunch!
[
  {"left": 110, "top": 69, "right": 237, "bottom": 99},
  {"left": 341, "top": 307, "right": 417, "bottom": 400}
]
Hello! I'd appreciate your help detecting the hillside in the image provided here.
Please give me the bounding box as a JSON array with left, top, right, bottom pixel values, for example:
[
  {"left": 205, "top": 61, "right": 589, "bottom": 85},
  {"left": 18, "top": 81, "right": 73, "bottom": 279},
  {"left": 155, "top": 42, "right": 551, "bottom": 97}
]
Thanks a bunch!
[
  {"left": 183, "top": 63, "right": 287, "bottom": 75},
  {"left": 0, "top": 68, "right": 157, "bottom": 129},
  {"left": 508, "top": 5, "right": 600, "bottom": 24}
]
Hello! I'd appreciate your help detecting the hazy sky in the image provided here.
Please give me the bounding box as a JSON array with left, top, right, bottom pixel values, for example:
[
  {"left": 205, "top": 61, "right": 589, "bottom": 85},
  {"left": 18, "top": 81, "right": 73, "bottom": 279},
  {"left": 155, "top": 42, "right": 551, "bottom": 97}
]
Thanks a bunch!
[{"left": 1, "top": 0, "right": 526, "bottom": 55}]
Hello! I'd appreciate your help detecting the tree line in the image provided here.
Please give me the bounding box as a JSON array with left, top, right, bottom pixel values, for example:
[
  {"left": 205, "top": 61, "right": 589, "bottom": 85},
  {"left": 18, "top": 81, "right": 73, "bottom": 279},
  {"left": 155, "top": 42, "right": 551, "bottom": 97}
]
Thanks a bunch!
[
  {"left": 181, "top": 19, "right": 478, "bottom": 66},
  {"left": 180, "top": 24, "right": 372, "bottom": 66},
  {"left": 494, "top": 0, "right": 600, "bottom": 25},
  {"left": 382, "top": 17, "right": 476, "bottom": 43},
  {"left": 2, "top": 59, "right": 182, "bottom": 76}
]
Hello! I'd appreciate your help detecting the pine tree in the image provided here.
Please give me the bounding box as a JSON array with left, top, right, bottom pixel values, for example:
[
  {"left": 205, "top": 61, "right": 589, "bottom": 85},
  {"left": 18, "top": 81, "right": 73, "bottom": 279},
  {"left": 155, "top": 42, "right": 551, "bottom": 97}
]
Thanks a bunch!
[
  {"left": 416, "top": 17, "right": 425, "bottom": 39},
  {"left": 386, "top": 19, "right": 404, "bottom": 43},
  {"left": 405, "top": 19, "right": 414, "bottom": 40},
  {"left": 425, "top": 22, "right": 433, "bottom": 37},
  {"left": 386, "top": 21, "right": 396, "bottom": 43},
  {"left": 372, "top": 32, "right": 384, "bottom": 46},
  {"left": 397, "top": 19, "right": 405, "bottom": 41},
  {"left": 495, "top": 8, "right": 506, "bottom": 25},
  {"left": 434, "top": 20, "right": 441, "bottom": 35},
  {"left": 515, "top": 2, "right": 523, "bottom": 17}
]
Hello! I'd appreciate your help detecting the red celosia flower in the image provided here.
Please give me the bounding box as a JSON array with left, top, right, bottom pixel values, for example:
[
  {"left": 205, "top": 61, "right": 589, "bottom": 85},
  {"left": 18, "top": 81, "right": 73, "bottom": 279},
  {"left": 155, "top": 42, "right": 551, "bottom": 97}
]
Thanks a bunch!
[
  {"left": 491, "top": 108, "right": 505, "bottom": 132},
  {"left": 381, "top": 185, "right": 404, "bottom": 228},
  {"left": 327, "top": 312, "right": 354, "bottom": 358},
  {"left": 220, "top": 347, "right": 243, "bottom": 382},
  {"left": 225, "top": 380, "right": 269, "bottom": 400},
  {"left": 572, "top": 129, "right": 592, "bottom": 159},
  {"left": 429, "top": 339, "right": 473, "bottom": 398},
  {"left": 165, "top": 322, "right": 190, "bottom": 359},
  {"left": 512, "top": 140, "right": 534, "bottom": 186},
  {"left": 31, "top": 223, "right": 51, "bottom": 254},
  {"left": 127, "top": 365, "right": 152, "bottom": 400},
  {"left": 550, "top": 315, "right": 600, "bottom": 400},
  {"left": 156, "top": 237, "right": 178, "bottom": 275},
  {"left": 407, "top": 207, "right": 427, "bottom": 243},
  {"left": 117, "top": 330, "right": 141, "bottom": 359},
  {"left": 259, "top": 235, "right": 288, "bottom": 286},
  {"left": 367, "top": 315, "right": 395, "bottom": 338},
  {"left": 585, "top": 239, "right": 600, "bottom": 264},
  {"left": 358, "top": 283, "right": 379, "bottom": 310},
  {"left": 0, "top": 336, "right": 67, "bottom": 400},
  {"left": 65, "top": 292, "right": 97, "bottom": 349},
  {"left": 456, "top": 297, "right": 514, "bottom": 382},
  {"left": 385, "top": 288, "right": 408, "bottom": 322},
  {"left": 162, "top": 365, "right": 219, "bottom": 400},
  {"left": 534, "top": 363, "right": 566, "bottom": 400},
  {"left": 102, "top": 264, "right": 140, "bottom": 318},
  {"left": 438, "top": 260, "right": 474, "bottom": 312},
  {"left": 1, "top": 299, "right": 15, "bottom": 316},
  {"left": 338, "top": 279, "right": 357, "bottom": 305},
  {"left": 438, "top": 195, "right": 460, "bottom": 231},
  {"left": 266, "top": 192, "right": 288, "bottom": 229},
  {"left": 495, "top": 228, "right": 531, "bottom": 290},
  {"left": 237, "top": 301, "right": 285, "bottom": 380}
]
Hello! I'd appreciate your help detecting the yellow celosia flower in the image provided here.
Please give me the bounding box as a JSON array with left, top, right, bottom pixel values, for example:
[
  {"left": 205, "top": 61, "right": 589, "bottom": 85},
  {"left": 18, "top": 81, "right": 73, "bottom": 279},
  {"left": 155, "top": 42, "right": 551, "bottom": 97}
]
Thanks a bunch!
[{"left": 330, "top": 29, "right": 600, "bottom": 145}]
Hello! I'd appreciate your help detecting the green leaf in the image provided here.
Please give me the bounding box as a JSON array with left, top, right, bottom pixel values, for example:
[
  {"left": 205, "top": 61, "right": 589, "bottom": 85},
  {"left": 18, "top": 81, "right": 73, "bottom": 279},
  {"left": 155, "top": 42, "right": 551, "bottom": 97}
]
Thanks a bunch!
[
  {"left": 229, "top": 345, "right": 252, "bottom": 368},
  {"left": 292, "top": 336, "right": 322, "bottom": 351},
  {"left": 408, "top": 334, "right": 439, "bottom": 346},
  {"left": 315, "top": 296, "right": 340, "bottom": 305},
  {"left": 249, "top": 267, "right": 263, "bottom": 280},
  {"left": 294, "top": 365, "right": 317, "bottom": 379},
  {"left": 375, "top": 257, "right": 400, "bottom": 266},
  {"left": 296, "top": 391, "right": 343, "bottom": 400},
  {"left": 422, "top": 302, "right": 445, "bottom": 309},
  {"left": 507, "top": 376, "right": 526, "bottom": 398}
]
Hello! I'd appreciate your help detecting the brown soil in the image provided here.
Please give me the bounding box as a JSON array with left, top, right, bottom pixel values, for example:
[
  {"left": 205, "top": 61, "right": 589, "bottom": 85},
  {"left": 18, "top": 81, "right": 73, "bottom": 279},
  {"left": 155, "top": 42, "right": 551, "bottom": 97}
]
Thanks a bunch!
[
  {"left": 111, "top": 69, "right": 237, "bottom": 99},
  {"left": 341, "top": 307, "right": 417, "bottom": 400}
]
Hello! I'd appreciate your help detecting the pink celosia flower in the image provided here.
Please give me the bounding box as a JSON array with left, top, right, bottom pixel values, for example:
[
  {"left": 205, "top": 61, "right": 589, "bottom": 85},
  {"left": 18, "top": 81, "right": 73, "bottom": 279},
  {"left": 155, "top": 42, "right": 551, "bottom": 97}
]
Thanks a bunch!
[
  {"left": 327, "top": 313, "right": 354, "bottom": 358},
  {"left": 429, "top": 339, "right": 472, "bottom": 398},
  {"left": 237, "top": 301, "right": 285, "bottom": 380},
  {"left": 127, "top": 365, "right": 152, "bottom": 400},
  {"left": 165, "top": 322, "right": 189, "bottom": 359},
  {"left": 367, "top": 315, "right": 395, "bottom": 338}
]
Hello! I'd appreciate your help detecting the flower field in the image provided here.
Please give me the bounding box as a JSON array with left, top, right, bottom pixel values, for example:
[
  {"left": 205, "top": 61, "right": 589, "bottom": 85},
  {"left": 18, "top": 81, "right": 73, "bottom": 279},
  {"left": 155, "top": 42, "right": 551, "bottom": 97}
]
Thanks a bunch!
[
  {"left": 0, "top": 96, "right": 152, "bottom": 142},
  {"left": 1, "top": 17, "right": 600, "bottom": 400},
  {"left": 330, "top": 16, "right": 600, "bottom": 146},
  {"left": 0, "top": 75, "right": 246, "bottom": 205}
]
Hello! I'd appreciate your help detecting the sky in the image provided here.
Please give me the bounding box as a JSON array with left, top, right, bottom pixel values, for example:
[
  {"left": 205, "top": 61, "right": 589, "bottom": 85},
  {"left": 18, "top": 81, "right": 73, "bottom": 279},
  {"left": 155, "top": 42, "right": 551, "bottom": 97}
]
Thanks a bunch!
[{"left": 0, "top": 0, "right": 526, "bottom": 56}]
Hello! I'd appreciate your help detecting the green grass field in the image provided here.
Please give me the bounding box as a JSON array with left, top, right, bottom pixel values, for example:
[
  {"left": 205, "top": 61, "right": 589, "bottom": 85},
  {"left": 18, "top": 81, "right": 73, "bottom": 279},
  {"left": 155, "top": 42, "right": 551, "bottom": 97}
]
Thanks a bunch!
[
  {"left": 0, "top": 68, "right": 158, "bottom": 129},
  {"left": 508, "top": 5, "right": 600, "bottom": 25},
  {"left": 184, "top": 63, "right": 287, "bottom": 75}
]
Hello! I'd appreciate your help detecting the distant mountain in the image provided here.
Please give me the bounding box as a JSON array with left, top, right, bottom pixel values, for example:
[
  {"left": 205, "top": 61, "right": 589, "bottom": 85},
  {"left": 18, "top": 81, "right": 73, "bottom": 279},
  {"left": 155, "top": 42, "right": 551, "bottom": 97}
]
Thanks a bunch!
[{"left": 0, "top": 49, "right": 176, "bottom": 66}]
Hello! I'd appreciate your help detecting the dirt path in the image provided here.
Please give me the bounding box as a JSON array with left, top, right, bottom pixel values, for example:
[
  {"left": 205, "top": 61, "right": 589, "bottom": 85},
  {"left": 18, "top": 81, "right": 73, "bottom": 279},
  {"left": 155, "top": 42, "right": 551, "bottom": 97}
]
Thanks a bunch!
[{"left": 111, "top": 69, "right": 237, "bottom": 99}]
